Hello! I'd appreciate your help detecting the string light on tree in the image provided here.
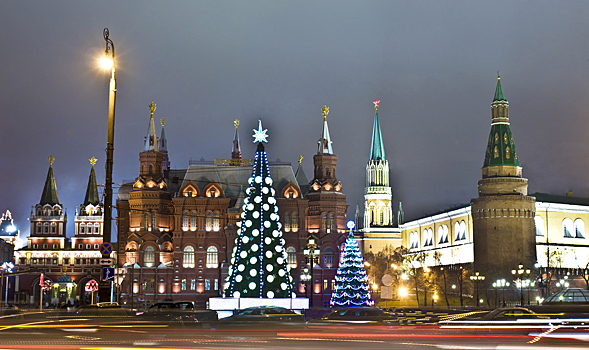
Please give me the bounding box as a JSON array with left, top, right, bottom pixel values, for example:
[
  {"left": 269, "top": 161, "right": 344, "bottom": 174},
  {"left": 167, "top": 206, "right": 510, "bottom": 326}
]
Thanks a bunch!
[
  {"left": 329, "top": 221, "right": 374, "bottom": 307},
  {"left": 224, "top": 119, "right": 294, "bottom": 299}
]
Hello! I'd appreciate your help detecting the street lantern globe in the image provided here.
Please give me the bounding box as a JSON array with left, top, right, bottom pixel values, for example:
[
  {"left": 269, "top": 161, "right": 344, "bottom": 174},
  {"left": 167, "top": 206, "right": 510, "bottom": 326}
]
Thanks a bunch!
[
  {"left": 346, "top": 220, "right": 355, "bottom": 230},
  {"left": 308, "top": 238, "right": 315, "bottom": 246},
  {"left": 100, "top": 56, "right": 114, "bottom": 69}
]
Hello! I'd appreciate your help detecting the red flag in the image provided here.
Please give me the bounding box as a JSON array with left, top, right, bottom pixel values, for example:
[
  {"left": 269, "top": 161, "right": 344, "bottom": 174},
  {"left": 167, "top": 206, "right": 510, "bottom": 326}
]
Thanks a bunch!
[{"left": 39, "top": 273, "right": 44, "bottom": 286}]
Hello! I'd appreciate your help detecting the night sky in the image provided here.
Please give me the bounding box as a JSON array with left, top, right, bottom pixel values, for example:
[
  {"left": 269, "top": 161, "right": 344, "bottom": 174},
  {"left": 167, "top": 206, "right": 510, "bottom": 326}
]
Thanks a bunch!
[{"left": 2, "top": 2, "right": 589, "bottom": 247}]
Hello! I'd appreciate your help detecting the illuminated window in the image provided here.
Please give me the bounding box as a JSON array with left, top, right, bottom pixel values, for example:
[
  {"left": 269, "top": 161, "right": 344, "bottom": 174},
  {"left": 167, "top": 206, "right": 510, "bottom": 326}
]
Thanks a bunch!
[
  {"left": 37, "top": 224, "right": 41, "bottom": 233},
  {"left": 574, "top": 219, "right": 585, "bottom": 238},
  {"left": 329, "top": 214, "right": 334, "bottom": 231},
  {"left": 205, "top": 279, "right": 211, "bottom": 291},
  {"left": 292, "top": 213, "right": 298, "bottom": 232},
  {"left": 424, "top": 228, "right": 433, "bottom": 246},
  {"left": 144, "top": 246, "right": 155, "bottom": 267},
  {"left": 535, "top": 216, "right": 544, "bottom": 236},
  {"left": 51, "top": 223, "right": 56, "bottom": 233},
  {"left": 563, "top": 218, "right": 574, "bottom": 238},
  {"left": 213, "top": 212, "right": 220, "bottom": 232},
  {"left": 190, "top": 279, "right": 196, "bottom": 290},
  {"left": 86, "top": 244, "right": 91, "bottom": 249},
  {"left": 94, "top": 244, "right": 99, "bottom": 249},
  {"left": 206, "top": 246, "right": 218, "bottom": 268},
  {"left": 331, "top": 280, "right": 335, "bottom": 290},
  {"left": 324, "top": 248, "right": 334, "bottom": 268},
  {"left": 181, "top": 279, "right": 186, "bottom": 291},
  {"left": 286, "top": 247, "right": 297, "bottom": 268},
  {"left": 322, "top": 214, "right": 327, "bottom": 231},
  {"left": 214, "top": 279, "right": 218, "bottom": 290},
  {"left": 324, "top": 279, "right": 328, "bottom": 290},
  {"left": 151, "top": 213, "right": 156, "bottom": 229},
  {"left": 183, "top": 246, "right": 195, "bottom": 268},
  {"left": 206, "top": 212, "right": 212, "bottom": 231},
  {"left": 438, "top": 225, "right": 449, "bottom": 244},
  {"left": 144, "top": 213, "right": 149, "bottom": 230},
  {"left": 182, "top": 212, "right": 189, "bottom": 228},
  {"left": 53, "top": 244, "right": 58, "bottom": 249},
  {"left": 80, "top": 224, "right": 85, "bottom": 234},
  {"left": 43, "top": 244, "right": 48, "bottom": 249},
  {"left": 44, "top": 223, "right": 48, "bottom": 233},
  {"left": 142, "top": 280, "right": 148, "bottom": 290},
  {"left": 284, "top": 213, "right": 290, "bottom": 232},
  {"left": 190, "top": 212, "right": 196, "bottom": 230}
]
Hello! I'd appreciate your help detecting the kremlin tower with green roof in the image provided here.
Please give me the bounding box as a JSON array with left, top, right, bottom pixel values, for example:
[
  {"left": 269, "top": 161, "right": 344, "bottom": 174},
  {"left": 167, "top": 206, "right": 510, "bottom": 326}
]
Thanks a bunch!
[{"left": 471, "top": 76, "right": 536, "bottom": 273}]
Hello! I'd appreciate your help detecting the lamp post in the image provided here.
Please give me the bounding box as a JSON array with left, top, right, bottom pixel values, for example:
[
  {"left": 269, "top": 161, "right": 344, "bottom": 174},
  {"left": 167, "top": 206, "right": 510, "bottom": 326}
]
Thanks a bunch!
[
  {"left": 470, "top": 271, "right": 485, "bottom": 307},
  {"left": 0, "top": 262, "right": 14, "bottom": 314},
  {"left": 511, "top": 263, "right": 531, "bottom": 306},
  {"left": 303, "top": 237, "right": 320, "bottom": 307},
  {"left": 100, "top": 28, "right": 116, "bottom": 252},
  {"left": 493, "top": 279, "right": 509, "bottom": 307}
]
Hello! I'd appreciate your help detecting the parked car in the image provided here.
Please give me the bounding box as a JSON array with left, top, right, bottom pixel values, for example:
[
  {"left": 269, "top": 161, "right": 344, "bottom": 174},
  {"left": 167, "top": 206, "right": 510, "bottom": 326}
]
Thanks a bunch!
[
  {"left": 75, "top": 302, "right": 128, "bottom": 317},
  {"left": 137, "top": 301, "right": 218, "bottom": 322},
  {"left": 220, "top": 306, "right": 304, "bottom": 323},
  {"left": 309, "top": 307, "right": 397, "bottom": 325}
]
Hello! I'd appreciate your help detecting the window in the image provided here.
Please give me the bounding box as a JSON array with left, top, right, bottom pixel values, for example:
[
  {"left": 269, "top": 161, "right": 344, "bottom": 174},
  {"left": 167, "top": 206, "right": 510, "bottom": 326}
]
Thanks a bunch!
[
  {"left": 53, "top": 244, "right": 58, "bottom": 249},
  {"left": 181, "top": 279, "right": 186, "bottom": 291},
  {"left": 424, "top": 228, "right": 433, "bottom": 246},
  {"left": 438, "top": 225, "right": 449, "bottom": 244},
  {"left": 410, "top": 232, "right": 419, "bottom": 249},
  {"left": 80, "top": 224, "right": 85, "bottom": 234},
  {"left": 324, "top": 279, "right": 328, "bottom": 290},
  {"left": 144, "top": 213, "right": 149, "bottom": 230},
  {"left": 190, "top": 212, "right": 196, "bottom": 230},
  {"left": 19, "top": 257, "right": 26, "bottom": 265},
  {"left": 94, "top": 244, "right": 99, "bottom": 249},
  {"left": 574, "top": 219, "right": 585, "bottom": 238},
  {"left": 563, "top": 218, "right": 574, "bottom": 238},
  {"left": 144, "top": 246, "right": 155, "bottom": 267},
  {"left": 329, "top": 214, "right": 334, "bottom": 232},
  {"left": 214, "top": 279, "right": 218, "bottom": 290},
  {"left": 150, "top": 279, "right": 155, "bottom": 290},
  {"left": 183, "top": 246, "right": 195, "bottom": 268},
  {"left": 86, "top": 244, "right": 91, "bottom": 249},
  {"left": 63, "top": 258, "right": 69, "bottom": 265},
  {"left": 331, "top": 280, "right": 335, "bottom": 290},
  {"left": 191, "top": 279, "right": 196, "bottom": 290},
  {"left": 286, "top": 247, "right": 297, "bottom": 268},
  {"left": 292, "top": 213, "right": 298, "bottom": 232},
  {"left": 322, "top": 214, "right": 327, "bottom": 231},
  {"left": 151, "top": 213, "right": 156, "bottom": 229},
  {"left": 44, "top": 223, "right": 48, "bottom": 233},
  {"left": 206, "top": 246, "right": 218, "bottom": 268},
  {"left": 205, "top": 279, "right": 211, "bottom": 291},
  {"left": 75, "top": 258, "right": 80, "bottom": 265},
  {"left": 535, "top": 216, "right": 544, "bottom": 236},
  {"left": 78, "top": 244, "right": 83, "bottom": 249},
  {"left": 43, "top": 244, "right": 48, "bottom": 249},
  {"left": 51, "top": 223, "right": 56, "bottom": 233},
  {"left": 206, "top": 212, "right": 212, "bottom": 231},
  {"left": 182, "top": 212, "right": 188, "bottom": 229},
  {"left": 213, "top": 212, "right": 220, "bottom": 231},
  {"left": 37, "top": 224, "right": 41, "bottom": 233},
  {"left": 94, "top": 224, "right": 99, "bottom": 234},
  {"left": 142, "top": 280, "right": 148, "bottom": 290},
  {"left": 455, "top": 221, "right": 466, "bottom": 241},
  {"left": 324, "top": 248, "right": 334, "bottom": 268},
  {"left": 284, "top": 213, "right": 290, "bottom": 232}
]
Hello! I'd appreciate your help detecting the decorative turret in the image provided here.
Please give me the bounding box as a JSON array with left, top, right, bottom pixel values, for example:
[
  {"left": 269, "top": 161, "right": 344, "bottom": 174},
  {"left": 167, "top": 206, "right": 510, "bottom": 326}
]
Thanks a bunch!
[
  {"left": 139, "top": 101, "right": 164, "bottom": 177},
  {"left": 76, "top": 157, "right": 104, "bottom": 238},
  {"left": 317, "top": 105, "right": 333, "bottom": 155},
  {"left": 40, "top": 155, "right": 60, "bottom": 206},
  {"left": 159, "top": 117, "right": 170, "bottom": 176},
  {"left": 144, "top": 101, "right": 159, "bottom": 152},
  {"left": 30, "top": 156, "right": 67, "bottom": 240},
  {"left": 231, "top": 119, "right": 242, "bottom": 160},
  {"left": 294, "top": 155, "right": 309, "bottom": 196},
  {"left": 83, "top": 157, "right": 100, "bottom": 208}
]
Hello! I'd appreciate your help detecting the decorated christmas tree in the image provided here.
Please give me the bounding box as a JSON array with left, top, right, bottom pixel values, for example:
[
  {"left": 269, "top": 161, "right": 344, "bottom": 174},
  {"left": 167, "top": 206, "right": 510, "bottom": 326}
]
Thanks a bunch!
[
  {"left": 224, "top": 120, "right": 295, "bottom": 299},
  {"left": 330, "top": 222, "right": 374, "bottom": 307}
]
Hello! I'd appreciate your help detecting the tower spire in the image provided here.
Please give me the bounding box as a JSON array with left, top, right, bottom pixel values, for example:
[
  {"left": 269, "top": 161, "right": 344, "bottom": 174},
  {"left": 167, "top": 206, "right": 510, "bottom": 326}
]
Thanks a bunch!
[
  {"left": 159, "top": 117, "right": 167, "bottom": 151},
  {"left": 370, "top": 99, "right": 385, "bottom": 161},
  {"left": 40, "top": 155, "right": 60, "bottom": 205},
  {"left": 317, "top": 105, "right": 333, "bottom": 154},
  {"left": 83, "top": 157, "right": 100, "bottom": 206},
  {"left": 232, "top": 119, "right": 242, "bottom": 160},
  {"left": 144, "top": 101, "right": 159, "bottom": 152}
]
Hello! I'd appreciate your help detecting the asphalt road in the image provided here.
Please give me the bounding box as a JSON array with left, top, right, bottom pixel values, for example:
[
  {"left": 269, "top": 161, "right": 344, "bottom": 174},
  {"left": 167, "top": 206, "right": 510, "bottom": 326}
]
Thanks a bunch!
[{"left": 0, "top": 313, "right": 588, "bottom": 349}]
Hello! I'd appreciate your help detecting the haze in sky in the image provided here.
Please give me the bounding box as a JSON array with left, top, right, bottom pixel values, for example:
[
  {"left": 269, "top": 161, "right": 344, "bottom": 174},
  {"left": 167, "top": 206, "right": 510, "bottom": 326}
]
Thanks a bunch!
[{"left": 2, "top": 1, "right": 589, "bottom": 244}]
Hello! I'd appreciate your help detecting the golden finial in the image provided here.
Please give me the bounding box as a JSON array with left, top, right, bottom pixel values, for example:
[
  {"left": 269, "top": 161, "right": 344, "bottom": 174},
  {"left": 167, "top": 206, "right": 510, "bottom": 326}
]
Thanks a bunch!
[
  {"left": 89, "top": 157, "right": 97, "bottom": 166},
  {"left": 497, "top": 71, "right": 500, "bottom": 81},
  {"left": 148, "top": 101, "right": 156, "bottom": 115},
  {"left": 161, "top": 117, "right": 165, "bottom": 127},
  {"left": 299, "top": 155, "right": 303, "bottom": 164},
  {"left": 48, "top": 155, "right": 55, "bottom": 166},
  {"left": 321, "top": 105, "right": 329, "bottom": 121},
  {"left": 234, "top": 119, "right": 240, "bottom": 130}
]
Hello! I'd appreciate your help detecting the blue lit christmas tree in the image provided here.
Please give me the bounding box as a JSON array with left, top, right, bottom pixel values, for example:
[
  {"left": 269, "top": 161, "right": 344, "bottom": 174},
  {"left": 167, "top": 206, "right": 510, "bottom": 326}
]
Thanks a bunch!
[
  {"left": 330, "top": 221, "right": 374, "bottom": 307},
  {"left": 224, "top": 120, "right": 295, "bottom": 299}
]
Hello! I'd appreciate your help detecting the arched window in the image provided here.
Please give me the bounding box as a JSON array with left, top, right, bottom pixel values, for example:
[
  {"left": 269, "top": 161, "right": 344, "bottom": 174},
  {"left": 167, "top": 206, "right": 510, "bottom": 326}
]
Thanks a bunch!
[
  {"left": 284, "top": 213, "right": 290, "bottom": 232},
  {"left": 563, "top": 218, "right": 574, "bottom": 238},
  {"left": 292, "top": 213, "right": 298, "bottom": 232},
  {"left": 322, "top": 214, "right": 327, "bottom": 231},
  {"left": 459, "top": 221, "right": 466, "bottom": 240},
  {"left": 535, "top": 216, "right": 544, "bottom": 236},
  {"left": 144, "top": 213, "right": 149, "bottom": 230},
  {"left": 574, "top": 219, "right": 585, "bottom": 238},
  {"left": 324, "top": 248, "right": 334, "bottom": 268},
  {"left": 182, "top": 212, "right": 189, "bottom": 229},
  {"left": 94, "top": 223, "right": 100, "bottom": 234},
  {"left": 151, "top": 213, "right": 156, "bottom": 229},
  {"left": 213, "top": 212, "right": 220, "bottom": 231},
  {"left": 206, "top": 212, "right": 212, "bottom": 231},
  {"left": 183, "top": 246, "right": 195, "bottom": 268},
  {"left": 455, "top": 222, "right": 461, "bottom": 241},
  {"left": 190, "top": 212, "right": 196, "bottom": 230},
  {"left": 329, "top": 214, "right": 334, "bottom": 232},
  {"left": 206, "top": 246, "right": 218, "bottom": 268},
  {"left": 144, "top": 246, "right": 155, "bottom": 267},
  {"left": 286, "top": 246, "right": 297, "bottom": 268}
]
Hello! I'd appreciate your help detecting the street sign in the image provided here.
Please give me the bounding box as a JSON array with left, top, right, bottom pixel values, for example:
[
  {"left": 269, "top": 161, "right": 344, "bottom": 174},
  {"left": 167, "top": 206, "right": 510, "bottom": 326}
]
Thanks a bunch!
[
  {"left": 99, "top": 258, "right": 114, "bottom": 266},
  {"left": 85, "top": 280, "right": 99, "bottom": 292},
  {"left": 381, "top": 286, "right": 393, "bottom": 299},
  {"left": 381, "top": 274, "right": 393, "bottom": 286},
  {"left": 39, "top": 272, "right": 44, "bottom": 286},
  {"left": 100, "top": 242, "right": 113, "bottom": 255},
  {"left": 102, "top": 267, "right": 115, "bottom": 281}
]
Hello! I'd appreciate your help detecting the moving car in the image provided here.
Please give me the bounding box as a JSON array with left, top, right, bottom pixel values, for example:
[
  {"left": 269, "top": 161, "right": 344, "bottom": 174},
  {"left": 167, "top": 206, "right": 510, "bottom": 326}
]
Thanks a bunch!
[
  {"left": 220, "top": 306, "right": 304, "bottom": 323},
  {"left": 137, "top": 301, "right": 218, "bottom": 322},
  {"left": 75, "top": 302, "right": 129, "bottom": 317},
  {"left": 440, "top": 307, "right": 550, "bottom": 327},
  {"left": 309, "top": 307, "right": 397, "bottom": 325}
]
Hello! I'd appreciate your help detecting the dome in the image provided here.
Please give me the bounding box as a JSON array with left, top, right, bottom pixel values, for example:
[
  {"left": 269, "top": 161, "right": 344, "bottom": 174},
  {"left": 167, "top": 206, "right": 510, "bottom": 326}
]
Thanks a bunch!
[
  {"left": 56, "top": 274, "right": 73, "bottom": 283},
  {"left": 542, "top": 288, "right": 589, "bottom": 304}
]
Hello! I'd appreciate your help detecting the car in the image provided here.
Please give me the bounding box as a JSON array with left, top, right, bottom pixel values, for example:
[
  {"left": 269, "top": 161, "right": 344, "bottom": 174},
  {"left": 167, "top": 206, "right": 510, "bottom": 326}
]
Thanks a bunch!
[
  {"left": 75, "top": 302, "right": 129, "bottom": 317},
  {"left": 309, "top": 307, "right": 398, "bottom": 325},
  {"left": 220, "top": 306, "right": 305, "bottom": 323},
  {"left": 440, "top": 307, "right": 550, "bottom": 326},
  {"left": 137, "top": 301, "right": 218, "bottom": 322}
]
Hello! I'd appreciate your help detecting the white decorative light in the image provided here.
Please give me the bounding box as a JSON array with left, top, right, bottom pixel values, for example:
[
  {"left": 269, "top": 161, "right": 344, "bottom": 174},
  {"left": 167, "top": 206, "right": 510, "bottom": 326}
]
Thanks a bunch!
[
  {"left": 241, "top": 212, "right": 246, "bottom": 219},
  {"left": 244, "top": 197, "right": 249, "bottom": 204},
  {"left": 250, "top": 257, "right": 257, "bottom": 264},
  {"left": 265, "top": 177, "right": 272, "bottom": 185},
  {"left": 246, "top": 188, "right": 251, "bottom": 195},
  {"left": 252, "top": 229, "right": 260, "bottom": 237},
  {"left": 266, "top": 264, "right": 274, "bottom": 272},
  {"left": 238, "top": 264, "right": 245, "bottom": 271},
  {"left": 275, "top": 246, "right": 282, "bottom": 252},
  {"left": 240, "top": 251, "right": 247, "bottom": 258},
  {"left": 280, "top": 238, "right": 285, "bottom": 245},
  {"left": 255, "top": 176, "right": 263, "bottom": 183},
  {"left": 249, "top": 282, "right": 256, "bottom": 290},
  {"left": 249, "top": 269, "right": 257, "bottom": 277},
  {"left": 270, "top": 213, "right": 277, "bottom": 221},
  {"left": 277, "top": 257, "right": 284, "bottom": 264},
  {"left": 252, "top": 211, "right": 260, "bottom": 219},
  {"left": 252, "top": 120, "right": 268, "bottom": 143},
  {"left": 268, "top": 197, "right": 276, "bottom": 204},
  {"left": 254, "top": 196, "right": 262, "bottom": 203},
  {"left": 233, "top": 291, "right": 241, "bottom": 298},
  {"left": 272, "top": 230, "right": 279, "bottom": 237},
  {"left": 242, "top": 236, "right": 249, "bottom": 243},
  {"left": 248, "top": 177, "right": 253, "bottom": 184},
  {"left": 264, "top": 221, "right": 271, "bottom": 228},
  {"left": 247, "top": 204, "right": 254, "bottom": 211},
  {"left": 263, "top": 204, "right": 269, "bottom": 211},
  {"left": 267, "top": 291, "right": 275, "bottom": 298},
  {"left": 266, "top": 251, "right": 273, "bottom": 258},
  {"left": 262, "top": 187, "right": 269, "bottom": 194},
  {"left": 236, "top": 275, "right": 243, "bottom": 282},
  {"left": 277, "top": 222, "right": 282, "bottom": 230},
  {"left": 292, "top": 292, "right": 296, "bottom": 298},
  {"left": 281, "top": 283, "right": 287, "bottom": 290},
  {"left": 231, "top": 257, "right": 235, "bottom": 264},
  {"left": 278, "top": 269, "right": 285, "bottom": 277},
  {"left": 267, "top": 275, "right": 274, "bottom": 283},
  {"left": 252, "top": 244, "right": 259, "bottom": 252},
  {"left": 265, "top": 237, "right": 272, "bottom": 244},
  {"left": 245, "top": 220, "right": 252, "bottom": 227},
  {"left": 271, "top": 188, "right": 276, "bottom": 196}
]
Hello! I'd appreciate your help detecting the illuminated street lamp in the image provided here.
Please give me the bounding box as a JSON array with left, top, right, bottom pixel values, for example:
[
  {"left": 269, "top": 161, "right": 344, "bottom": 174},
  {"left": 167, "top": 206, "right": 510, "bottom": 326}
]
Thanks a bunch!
[
  {"left": 100, "top": 28, "right": 116, "bottom": 252},
  {"left": 303, "top": 236, "right": 320, "bottom": 307},
  {"left": 511, "top": 263, "right": 531, "bottom": 306},
  {"left": 493, "top": 279, "right": 510, "bottom": 307},
  {"left": 470, "top": 271, "right": 485, "bottom": 307},
  {"left": 0, "top": 262, "right": 14, "bottom": 314}
]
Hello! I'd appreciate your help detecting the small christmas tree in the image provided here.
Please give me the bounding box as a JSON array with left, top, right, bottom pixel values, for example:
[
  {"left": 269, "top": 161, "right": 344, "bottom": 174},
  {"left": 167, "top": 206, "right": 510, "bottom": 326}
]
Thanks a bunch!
[
  {"left": 224, "top": 120, "right": 294, "bottom": 299},
  {"left": 330, "top": 222, "right": 374, "bottom": 307}
]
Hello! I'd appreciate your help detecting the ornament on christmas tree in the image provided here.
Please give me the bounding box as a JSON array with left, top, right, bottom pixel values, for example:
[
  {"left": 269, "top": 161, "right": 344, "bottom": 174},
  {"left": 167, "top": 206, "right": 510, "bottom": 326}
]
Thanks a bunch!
[
  {"left": 224, "top": 120, "right": 294, "bottom": 299},
  {"left": 329, "top": 221, "right": 374, "bottom": 307}
]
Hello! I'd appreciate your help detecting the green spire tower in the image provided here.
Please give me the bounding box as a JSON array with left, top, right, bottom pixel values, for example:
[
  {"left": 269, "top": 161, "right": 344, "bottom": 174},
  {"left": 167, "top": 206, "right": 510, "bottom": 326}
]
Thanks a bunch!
[{"left": 40, "top": 155, "right": 60, "bottom": 206}]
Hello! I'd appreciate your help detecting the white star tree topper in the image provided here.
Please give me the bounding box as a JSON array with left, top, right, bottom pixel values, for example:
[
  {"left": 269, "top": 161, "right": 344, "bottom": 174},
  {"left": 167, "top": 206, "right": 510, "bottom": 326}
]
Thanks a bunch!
[{"left": 252, "top": 119, "right": 268, "bottom": 143}]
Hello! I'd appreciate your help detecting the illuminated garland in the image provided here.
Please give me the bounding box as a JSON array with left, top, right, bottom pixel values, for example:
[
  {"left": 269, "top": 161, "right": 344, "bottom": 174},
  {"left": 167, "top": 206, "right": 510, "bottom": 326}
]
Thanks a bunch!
[{"left": 329, "top": 230, "right": 374, "bottom": 307}]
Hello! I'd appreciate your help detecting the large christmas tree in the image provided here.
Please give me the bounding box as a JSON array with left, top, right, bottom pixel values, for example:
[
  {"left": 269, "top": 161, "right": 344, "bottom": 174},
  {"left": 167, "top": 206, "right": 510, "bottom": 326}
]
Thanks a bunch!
[
  {"left": 330, "top": 224, "right": 374, "bottom": 307},
  {"left": 224, "top": 120, "right": 295, "bottom": 299}
]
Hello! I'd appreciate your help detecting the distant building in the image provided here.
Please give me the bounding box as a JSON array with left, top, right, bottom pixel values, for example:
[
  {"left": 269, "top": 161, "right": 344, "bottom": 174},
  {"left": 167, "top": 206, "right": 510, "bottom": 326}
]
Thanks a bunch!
[{"left": 0, "top": 210, "right": 20, "bottom": 248}]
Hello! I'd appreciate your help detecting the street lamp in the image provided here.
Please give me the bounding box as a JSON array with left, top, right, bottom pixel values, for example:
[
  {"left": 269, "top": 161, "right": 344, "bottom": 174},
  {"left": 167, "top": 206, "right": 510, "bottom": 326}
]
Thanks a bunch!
[
  {"left": 101, "top": 28, "right": 116, "bottom": 252},
  {"left": 303, "top": 236, "right": 320, "bottom": 307},
  {"left": 511, "top": 263, "right": 531, "bottom": 306},
  {"left": 0, "top": 262, "right": 14, "bottom": 314},
  {"left": 493, "top": 279, "right": 509, "bottom": 307},
  {"left": 470, "top": 271, "right": 485, "bottom": 307}
]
